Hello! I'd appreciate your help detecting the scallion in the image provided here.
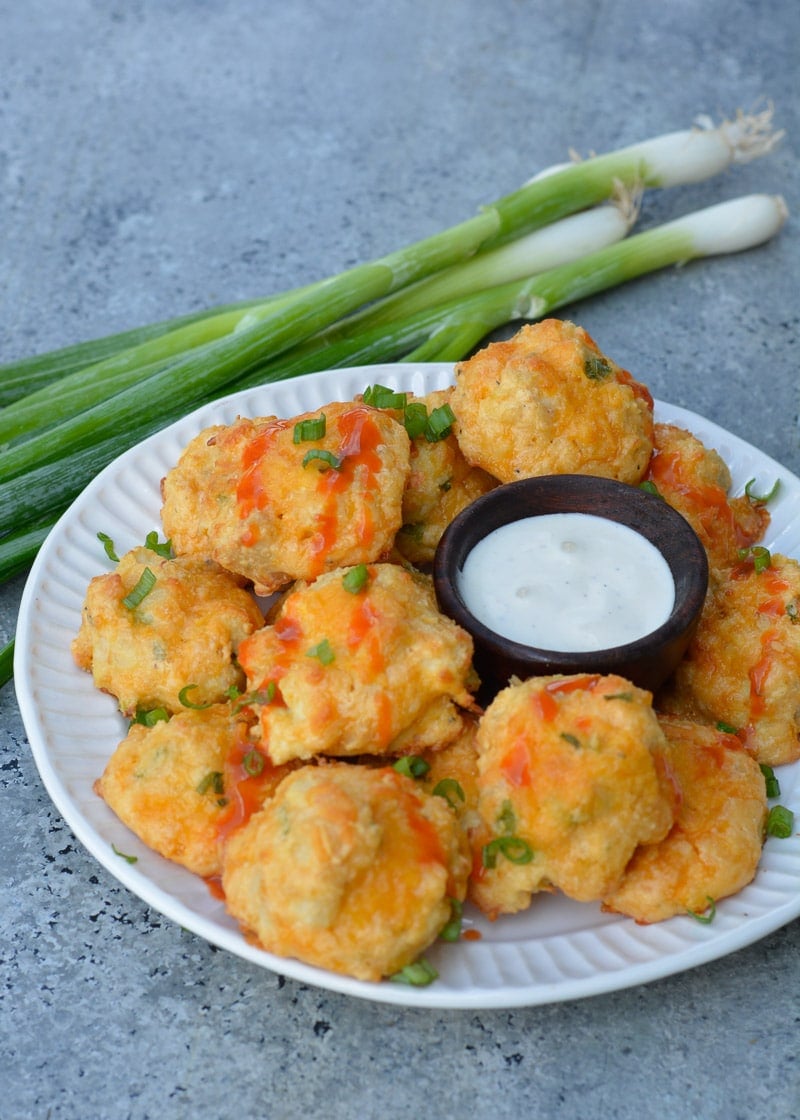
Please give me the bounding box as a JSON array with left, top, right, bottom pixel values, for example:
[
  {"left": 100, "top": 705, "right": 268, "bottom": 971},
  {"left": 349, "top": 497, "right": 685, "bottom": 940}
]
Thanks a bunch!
[
  {"left": 178, "top": 684, "right": 214, "bottom": 710},
  {"left": 293, "top": 414, "right": 327, "bottom": 443},
  {"left": 302, "top": 449, "right": 343, "bottom": 472},
  {"left": 342, "top": 564, "right": 369, "bottom": 593},
  {"left": 121, "top": 567, "right": 157, "bottom": 610},
  {"left": 759, "top": 763, "right": 781, "bottom": 799},
  {"left": 306, "top": 638, "right": 335, "bottom": 665},
  {"left": 389, "top": 958, "right": 439, "bottom": 986},
  {"left": 766, "top": 805, "right": 795, "bottom": 838},
  {"left": 393, "top": 755, "right": 431, "bottom": 779}
]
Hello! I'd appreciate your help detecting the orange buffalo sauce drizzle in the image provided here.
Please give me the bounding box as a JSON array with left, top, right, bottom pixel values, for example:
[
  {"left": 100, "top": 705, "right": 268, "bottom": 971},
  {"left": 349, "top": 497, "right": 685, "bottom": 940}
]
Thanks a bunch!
[
  {"left": 749, "top": 628, "right": 778, "bottom": 719},
  {"left": 236, "top": 419, "right": 292, "bottom": 521},
  {"left": 215, "top": 737, "right": 277, "bottom": 843},
  {"left": 347, "top": 595, "right": 385, "bottom": 673},
  {"left": 648, "top": 448, "right": 739, "bottom": 537}
]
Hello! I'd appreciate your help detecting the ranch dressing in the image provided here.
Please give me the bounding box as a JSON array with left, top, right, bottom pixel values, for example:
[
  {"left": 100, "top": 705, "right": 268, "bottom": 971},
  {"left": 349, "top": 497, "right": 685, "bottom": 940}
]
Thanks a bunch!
[{"left": 457, "top": 512, "right": 675, "bottom": 652}]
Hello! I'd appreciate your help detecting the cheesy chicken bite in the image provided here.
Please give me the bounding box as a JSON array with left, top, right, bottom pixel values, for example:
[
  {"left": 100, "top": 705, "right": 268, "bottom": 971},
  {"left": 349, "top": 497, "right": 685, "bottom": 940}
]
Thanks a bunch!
[
  {"left": 658, "top": 551, "right": 800, "bottom": 766},
  {"left": 602, "top": 715, "right": 767, "bottom": 923},
  {"left": 469, "top": 673, "right": 675, "bottom": 917},
  {"left": 221, "top": 762, "right": 471, "bottom": 981},
  {"left": 645, "top": 423, "right": 770, "bottom": 575},
  {"left": 72, "top": 546, "right": 264, "bottom": 717},
  {"left": 450, "top": 319, "right": 654, "bottom": 485},
  {"left": 160, "top": 401, "right": 410, "bottom": 595},
  {"left": 236, "top": 562, "right": 476, "bottom": 765},
  {"left": 394, "top": 388, "right": 498, "bottom": 566}
]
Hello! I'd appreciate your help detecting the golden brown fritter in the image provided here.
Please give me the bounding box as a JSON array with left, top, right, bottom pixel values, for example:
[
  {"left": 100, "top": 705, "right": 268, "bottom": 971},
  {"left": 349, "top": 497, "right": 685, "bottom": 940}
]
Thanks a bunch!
[
  {"left": 469, "top": 673, "right": 675, "bottom": 917},
  {"left": 645, "top": 423, "right": 770, "bottom": 575},
  {"left": 161, "top": 401, "right": 411, "bottom": 594},
  {"left": 603, "top": 716, "right": 767, "bottom": 923},
  {"left": 657, "top": 551, "right": 800, "bottom": 766},
  {"left": 221, "top": 762, "right": 471, "bottom": 981},
  {"left": 394, "top": 388, "right": 498, "bottom": 566},
  {"left": 72, "top": 546, "right": 264, "bottom": 717},
  {"left": 236, "top": 562, "right": 476, "bottom": 765},
  {"left": 450, "top": 319, "right": 654, "bottom": 484}
]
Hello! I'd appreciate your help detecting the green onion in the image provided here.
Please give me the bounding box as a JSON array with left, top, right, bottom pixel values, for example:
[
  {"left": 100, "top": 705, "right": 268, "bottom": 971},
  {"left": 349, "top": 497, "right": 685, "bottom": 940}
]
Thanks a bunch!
[
  {"left": 687, "top": 896, "right": 716, "bottom": 924},
  {"left": 232, "top": 682, "right": 276, "bottom": 712},
  {"left": 393, "top": 755, "right": 431, "bottom": 779},
  {"left": 432, "top": 778, "right": 466, "bottom": 809},
  {"left": 178, "top": 684, "right": 214, "bottom": 710},
  {"left": 716, "top": 720, "right": 740, "bottom": 735},
  {"left": 439, "top": 899, "right": 463, "bottom": 942},
  {"left": 584, "top": 355, "right": 612, "bottom": 381},
  {"left": 638, "top": 481, "right": 661, "bottom": 497},
  {"left": 424, "top": 403, "right": 456, "bottom": 442},
  {"left": 0, "top": 640, "right": 15, "bottom": 691},
  {"left": 306, "top": 638, "right": 335, "bottom": 665},
  {"left": 787, "top": 602, "right": 800, "bottom": 624},
  {"left": 482, "top": 835, "right": 534, "bottom": 869},
  {"left": 97, "top": 532, "right": 119, "bottom": 563},
  {"left": 497, "top": 800, "right": 516, "bottom": 834},
  {"left": 402, "top": 401, "right": 429, "bottom": 439},
  {"left": 738, "top": 545, "right": 771, "bottom": 572},
  {"left": 293, "top": 414, "right": 327, "bottom": 443},
  {"left": 121, "top": 567, "right": 157, "bottom": 609},
  {"left": 111, "top": 843, "right": 138, "bottom": 864},
  {"left": 759, "top": 763, "right": 781, "bottom": 799},
  {"left": 745, "top": 477, "right": 780, "bottom": 504},
  {"left": 560, "top": 732, "right": 582, "bottom": 748},
  {"left": 766, "top": 805, "right": 795, "bottom": 838},
  {"left": 342, "top": 564, "right": 369, "bottom": 593},
  {"left": 604, "top": 691, "right": 635, "bottom": 702},
  {"left": 197, "top": 771, "right": 225, "bottom": 796},
  {"left": 243, "top": 749, "right": 265, "bottom": 777},
  {"left": 302, "top": 449, "right": 343, "bottom": 472},
  {"left": 131, "top": 706, "right": 170, "bottom": 727},
  {"left": 144, "top": 531, "right": 172, "bottom": 558},
  {"left": 362, "top": 384, "right": 407, "bottom": 409},
  {"left": 389, "top": 958, "right": 438, "bottom": 986}
]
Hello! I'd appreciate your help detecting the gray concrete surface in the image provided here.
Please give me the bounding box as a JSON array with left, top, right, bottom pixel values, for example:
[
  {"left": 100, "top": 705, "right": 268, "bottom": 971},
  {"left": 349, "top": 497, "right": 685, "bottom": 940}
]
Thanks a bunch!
[{"left": 1, "top": 1, "right": 799, "bottom": 1117}]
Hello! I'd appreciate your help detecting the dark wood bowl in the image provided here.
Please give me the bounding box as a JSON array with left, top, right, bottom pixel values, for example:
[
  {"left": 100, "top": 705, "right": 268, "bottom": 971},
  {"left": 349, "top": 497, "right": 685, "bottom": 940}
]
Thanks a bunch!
[{"left": 433, "top": 474, "right": 709, "bottom": 699}]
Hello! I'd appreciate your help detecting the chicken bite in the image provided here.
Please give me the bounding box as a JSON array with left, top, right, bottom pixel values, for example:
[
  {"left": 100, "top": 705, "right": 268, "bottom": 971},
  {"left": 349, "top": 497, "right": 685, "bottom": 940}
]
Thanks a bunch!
[
  {"left": 450, "top": 319, "right": 654, "bottom": 485},
  {"left": 603, "top": 715, "right": 767, "bottom": 923},
  {"left": 469, "top": 673, "right": 675, "bottom": 917},
  {"left": 645, "top": 423, "right": 770, "bottom": 576},
  {"left": 236, "top": 562, "right": 476, "bottom": 764},
  {"left": 71, "top": 545, "right": 264, "bottom": 717},
  {"left": 221, "top": 762, "right": 471, "bottom": 981},
  {"left": 160, "top": 401, "right": 410, "bottom": 594},
  {"left": 657, "top": 551, "right": 800, "bottom": 766}
]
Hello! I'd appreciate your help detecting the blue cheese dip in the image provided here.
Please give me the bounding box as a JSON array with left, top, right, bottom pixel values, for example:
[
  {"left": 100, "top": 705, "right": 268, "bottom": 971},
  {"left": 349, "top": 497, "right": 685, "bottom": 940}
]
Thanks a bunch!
[{"left": 457, "top": 512, "right": 675, "bottom": 652}]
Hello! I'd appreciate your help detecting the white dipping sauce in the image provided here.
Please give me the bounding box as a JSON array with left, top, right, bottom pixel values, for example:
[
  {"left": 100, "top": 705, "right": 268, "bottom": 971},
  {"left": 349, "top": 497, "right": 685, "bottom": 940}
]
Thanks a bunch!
[{"left": 457, "top": 512, "right": 675, "bottom": 652}]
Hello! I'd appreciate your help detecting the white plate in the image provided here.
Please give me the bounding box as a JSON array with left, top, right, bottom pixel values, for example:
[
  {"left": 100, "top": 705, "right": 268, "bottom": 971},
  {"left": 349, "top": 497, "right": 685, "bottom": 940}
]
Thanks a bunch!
[{"left": 15, "top": 363, "right": 800, "bottom": 1009}]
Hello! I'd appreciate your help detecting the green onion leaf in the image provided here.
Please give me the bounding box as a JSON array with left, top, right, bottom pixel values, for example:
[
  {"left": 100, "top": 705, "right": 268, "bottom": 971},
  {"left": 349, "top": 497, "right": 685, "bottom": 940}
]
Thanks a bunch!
[
  {"left": 233, "top": 682, "right": 276, "bottom": 712},
  {"left": 302, "top": 448, "right": 343, "bottom": 472},
  {"left": 112, "top": 843, "right": 138, "bottom": 864},
  {"left": 482, "top": 835, "right": 534, "bottom": 869},
  {"left": 638, "top": 481, "right": 661, "bottom": 498},
  {"left": 560, "top": 732, "right": 581, "bottom": 748},
  {"left": 363, "top": 384, "right": 407, "bottom": 410},
  {"left": 432, "top": 778, "right": 466, "bottom": 809},
  {"left": 738, "top": 545, "right": 771, "bottom": 572},
  {"left": 97, "top": 531, "right": 119, "bottom": 562},
  {"left": 402, "top": 401, "right": 429, "bottom": 439},
  {"left": 604, "top": 691, "right": 635, "bottom": 702},
  {"left": 687, "top": 896, "right": 716, "bottom": 924},
  {"left": 716, "top": 720, "right": 740, "bottom": 735},
  {"left": 400, "top": 522, "right": 425, "bottom": 542},
  {"left": 759, "top": 763, "right": 781, "bottom": 799},
  {"left": 745, "top": 477, "right": 780, "bottom": 504},
  {"left": 243, "top": 749, "right": 265, "bottom": 777},
  {"left": 497, "top": 799, "right": 516, "bottom": 834},
  {"left": 425, "top": 403, "right": 456, "bottom": 442},
  {"left": 131, "top": 706, "right": 170, "bottom": 727},
  {"left": 306, "top": 638, "right": 335, "bottom": 665},
  {"left": 766, "top": 804, "right": 794, "bottom": 838},
  {"left": 122, "top": 566, "right": 157, "bottom": 609},
  {"left": 393, "top": 755, "right": 430, "bottom": 779},
  {"left": 439, "top": 899, "right": 463, "bottom": 942},
  {"left": 197, "top": 771, "right": 225, "bottom": 796},
  {"left": 293, "top": 414, "right": 327, "bottom": 443},
  {"left": 342, "top": 564, "right": 369, "bottom": 593},
  {"left": 390, "top": 958, "right": 438, "bottom": 986},
  {"left": 178, "top": 684, "right": 214, "bottom": 710},
  {"left": 584, "top": 355, "right": 612, "bottom": 381},
  {"left": 144, "top": 530, "right": 172, "bottom": 557}
]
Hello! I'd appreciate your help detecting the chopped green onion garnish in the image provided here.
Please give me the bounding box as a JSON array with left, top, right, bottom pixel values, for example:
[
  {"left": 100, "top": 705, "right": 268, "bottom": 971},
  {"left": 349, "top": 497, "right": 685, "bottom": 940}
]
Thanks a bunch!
[
  {"left": 560, "top": 732, "right": 581, "bottom": 749},
  {"left": 738, "top": 545, "right": 771, "bottom": 572},
  {"left": 638, "top": 481, "right": 661, "bottom": 497},
  {"left": 687, "top": 896, "right": 716, "bottom": 924},
  {"left": 302, "top": 448, "right": 342, "bottom": 472},
  {"left": 583, "top": 355, "right": 612, "bottom": 381},
  {"left": 400, "top": 522, "right": 425, "bottom": 542},
  {"left": 122, "top": 566, "right": 157, "bottom": 609},
  {"left": 363, "top": 383, "right": 407, "bottom": 409},
  {"left": 233, "top": 682, "right": 276, "bottom": 712},
  {"left": 393, "top": 755, "right": 430, "bottom": 779},
  {"left": 787, "top": 602, "right": 799, "bottom": 624},
  {"left": 432, "top": 778, "right": 465, "bottom": 809},
  {"left": 497, "top": 799, "right": 516, "bottom": 834},
  {"left": 766, "top": 804, "right": 794, "bottom": 838},
  {"left": 402, "top": 400, "right": 429, "bottom": 439},
  {"left": 178, "top": 684, "right": 214, "bottom": 710},
  {"left": 745, "top": 477, "right": 780, "bottom": 504},
  {"left": 342, "top": 564, "right": 369, "bottom": 593},
  {"left": 197, "top": 771, "right": 225, "bottom": 796},
  {"left": 243, "top": 749, "right": 265, "bottom": 777},
  {"left": 293, "top": 414, "right": 327, "bottom": 443},
  {"left": 482, "top": 835, "right": 534, "bottom": 869},
  {"left": 439, "top": 899, "right": 463, "bottom": 942},
  {"left": 112, "top": 843, "right": 138, "bottom": 864},
  {"left": 306, "top": 638, "right": 335, "bottom": 665},
  {"left": 759, "top": 763, "right": 781, "bottom": 799},
  {"left": 97, "top": 531, "right": 119, "bottom": 562},
  {"left": 225, "top": 684, "right": 243, "bottom": 700},
  {"left": 131, "top": 706, "right": 170, "bottom": 727},
  {"left": 425, "top": 403, "right": 456, "bottom": 442},
  {"left": 144, "top": 530, "right": 172, "bottom": 557},
  {"left": 604, "top": 691, "right": 635, "bottom": 702},
  {"left": 716, "top": 720, "right": 740, "bottom": 735},
  {"left": 389, "top": 958, "right": 438, "bottom": 986},
  {"left": 439, "top": 477, "right": 453, "bottom": 492}
]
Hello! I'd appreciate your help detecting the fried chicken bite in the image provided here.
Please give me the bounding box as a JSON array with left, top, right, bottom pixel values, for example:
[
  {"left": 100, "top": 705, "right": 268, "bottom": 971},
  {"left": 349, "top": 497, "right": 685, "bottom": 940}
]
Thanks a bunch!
[
  {"left": 450, "top": 319, "right": 654, "bottom": 485},
  {"left": 645, "top": 423, "right": 770, "bottom": 575},
  {"left": 160, "top": 401, "right": 410, "bottom": 595},
  {"left": 221, "top": 762, "right": 471, "bottom": 981},
  {"left": 658, "top": 551, "right": 800, "bottom": 766},
  {"left": 236, "top": 562, "right": 476, "bottom": 765},
  {"left": 72, "top": 546, "right": 264, "bottom": 717},
  {"left": 394, "top": 388, "right": 498, "bottom": 566},
  {"left": 469, "top": 674, "right": 675, "bottom": 917},
  {"left": 603, "top": 715, "right": 767, "bottom": 923}
]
